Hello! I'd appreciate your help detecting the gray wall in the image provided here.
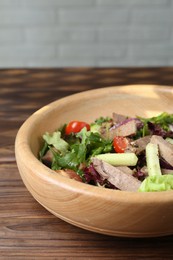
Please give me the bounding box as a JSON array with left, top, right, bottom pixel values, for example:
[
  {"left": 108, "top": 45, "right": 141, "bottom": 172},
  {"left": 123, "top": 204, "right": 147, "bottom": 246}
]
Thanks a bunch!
[{"left": 0, "top": 0, "right": 173, "bottom": 67}]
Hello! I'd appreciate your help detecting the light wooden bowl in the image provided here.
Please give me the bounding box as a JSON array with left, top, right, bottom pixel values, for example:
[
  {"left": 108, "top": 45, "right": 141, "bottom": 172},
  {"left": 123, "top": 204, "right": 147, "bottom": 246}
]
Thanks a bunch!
[{"left": 15, "top": 85, "right": 173, "bottom": 237}]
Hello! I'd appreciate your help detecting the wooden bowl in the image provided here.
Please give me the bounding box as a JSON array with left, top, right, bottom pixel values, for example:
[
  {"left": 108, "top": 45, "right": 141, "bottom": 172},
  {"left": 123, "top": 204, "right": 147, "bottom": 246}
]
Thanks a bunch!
[{"left": 15, "top": 85, "right": 173, "bottom": 237}]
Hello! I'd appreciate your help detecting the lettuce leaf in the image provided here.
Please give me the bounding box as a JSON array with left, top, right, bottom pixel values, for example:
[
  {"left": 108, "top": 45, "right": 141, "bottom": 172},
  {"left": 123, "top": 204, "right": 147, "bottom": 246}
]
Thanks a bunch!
[
  {"left": 136, "top": 112, "right": 173, "bottom": 138},
  {"left": 46, "top": 127, "right": 113, "bottom": 174},
  {"left": 51, "top": 144, "right": 86, "bottom": 172},
  {"left": 138, "top": 112, "right": 173, "bottom": 131},
  {"left": 43, "top": 131, "right": 69, "bottom": 155},
  {"left": 139, "top": 142, "right": 173, "bottom": 192},
  {"left": 139, "top": 175, "right": 173, "bottom": 192}
]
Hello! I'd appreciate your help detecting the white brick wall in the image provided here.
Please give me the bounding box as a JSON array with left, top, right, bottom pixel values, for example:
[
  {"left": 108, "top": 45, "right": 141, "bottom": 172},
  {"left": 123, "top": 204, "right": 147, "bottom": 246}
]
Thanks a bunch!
[{"left": 0, "top": 0, "right": 173, "bottom": 67}]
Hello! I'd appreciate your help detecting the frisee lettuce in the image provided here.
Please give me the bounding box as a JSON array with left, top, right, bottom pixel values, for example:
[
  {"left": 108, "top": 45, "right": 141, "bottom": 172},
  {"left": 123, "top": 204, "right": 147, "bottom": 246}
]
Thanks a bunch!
[
  {"left": 91, "top": 116, "right": 112, "bottom": 125},
  {"left": 41, "top": 127, "right": 113, "bottom": 175},
  {"left": 138, "top": 112, "right": 173, "bottom": 132}
]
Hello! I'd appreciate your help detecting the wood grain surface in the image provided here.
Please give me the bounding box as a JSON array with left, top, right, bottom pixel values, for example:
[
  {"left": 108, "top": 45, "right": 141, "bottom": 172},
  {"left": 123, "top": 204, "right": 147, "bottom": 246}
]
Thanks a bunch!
[{"left": 1, "top": 67, "right": 173, "bottom": 259}]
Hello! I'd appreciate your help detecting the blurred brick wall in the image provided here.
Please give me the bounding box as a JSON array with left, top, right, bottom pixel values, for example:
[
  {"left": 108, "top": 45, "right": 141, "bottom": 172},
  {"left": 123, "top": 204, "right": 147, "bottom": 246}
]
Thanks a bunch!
[{"left": 0, "top": 0, "right": 173, "bottom": 67}]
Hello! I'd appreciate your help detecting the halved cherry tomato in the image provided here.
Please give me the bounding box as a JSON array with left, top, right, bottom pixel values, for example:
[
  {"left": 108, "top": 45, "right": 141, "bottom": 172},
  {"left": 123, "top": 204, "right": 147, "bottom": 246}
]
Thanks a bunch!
[
  {"left": 113, "top": 136, "right": 128, "bottom": 153},
  {"left": 65, "top": 120, "right": 90, "bottom": 135}
]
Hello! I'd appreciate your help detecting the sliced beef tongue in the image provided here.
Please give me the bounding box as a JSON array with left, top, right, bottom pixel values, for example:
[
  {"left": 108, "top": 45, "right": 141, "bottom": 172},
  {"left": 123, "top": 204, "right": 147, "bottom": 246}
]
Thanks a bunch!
[
  {"left": 55, "top": 169, "right": 83, "bottom": 182},
  {"left": 150, "top": 135, "right": 173, "bottom": 167},
  {"left": 92, "top": 158, "right": 141, "bottom": 192},
  {"left": 112, "top": 113, "right": 127, "bottom": 124},
  {"left": 41, "top": 149, "right": 53, "bottom": 168},
  {"left": 127, "top": 135, "right": 151, "bottom": 154},
  {"left": 109, "top": 119, "right": 137, "bottom": 139},
  {"left": 161, "top": 169, "right": 173, "bottom": 175}
]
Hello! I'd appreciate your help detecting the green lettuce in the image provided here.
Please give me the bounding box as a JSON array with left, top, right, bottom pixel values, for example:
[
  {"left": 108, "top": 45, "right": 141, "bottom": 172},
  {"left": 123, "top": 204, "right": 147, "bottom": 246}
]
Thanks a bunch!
[
  {"left": 139, "top": 142, "right": 173, "bottom": 192},
  {"left": 43, "top": 127, "right": 113, "bottom": 174},
  {"left": 139, "top": 175, "right": 173, "bottom": 192},
  {"left": 138, "top": 112, "right": 173, "bottom": 133},
  {"left": 43, "top": 131, "right": 69, "bottom": 155}
]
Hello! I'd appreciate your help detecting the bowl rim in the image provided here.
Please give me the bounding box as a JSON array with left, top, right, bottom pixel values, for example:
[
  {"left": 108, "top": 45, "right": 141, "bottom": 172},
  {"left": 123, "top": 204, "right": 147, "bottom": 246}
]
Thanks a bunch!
[{"left": 15, "top": 84, "right": 173, "bottom": 203}]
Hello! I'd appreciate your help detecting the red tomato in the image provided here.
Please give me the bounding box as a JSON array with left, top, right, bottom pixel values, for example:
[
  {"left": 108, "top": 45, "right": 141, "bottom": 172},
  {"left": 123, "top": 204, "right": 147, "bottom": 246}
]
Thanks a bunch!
[
  {"left": 65, "top": 121, "right": 90, "bottom": 135},
  {"left": 113, "top": 136, "right": 128, "bottom": 153}
]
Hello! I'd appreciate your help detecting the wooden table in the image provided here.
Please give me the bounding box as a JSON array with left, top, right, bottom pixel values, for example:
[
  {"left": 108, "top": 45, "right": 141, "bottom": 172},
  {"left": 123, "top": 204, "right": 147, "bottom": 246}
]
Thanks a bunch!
[{"left": 1, "top": 67, "right": 173, "bottom": 259}]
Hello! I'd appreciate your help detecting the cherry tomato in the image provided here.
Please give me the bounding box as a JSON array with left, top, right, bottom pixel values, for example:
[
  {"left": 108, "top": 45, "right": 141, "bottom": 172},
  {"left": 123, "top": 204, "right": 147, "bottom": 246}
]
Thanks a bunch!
[
  {"left": 65, "top": 120, "right": 90, "bottom": 135},
  {"left": 113, "top": 136, "right": 128, "bottom": 153}
]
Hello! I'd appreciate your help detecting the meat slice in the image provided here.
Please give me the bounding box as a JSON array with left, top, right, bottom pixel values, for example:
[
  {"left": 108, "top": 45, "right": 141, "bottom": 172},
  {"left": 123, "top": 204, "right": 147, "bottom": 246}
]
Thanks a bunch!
[
  {"left": 112, "top": 113, "right": 127, "bottom": 124},
  {"left": 150, "top": 135, "right": 173, "bottom": 167},
  {"left": 92, "top": 158, "right": 141, "bottom": 192},
  {"left": 55, "top": 169, "right": 83, "bottom": 182},
  {"left": 161, "top": 169, "right": 173, "bottom": 175},
  {"left": 115, "top": 166, "right": 133, "bottom": 175},
  {"left": 127, "top": 135, "right": 151, "bottom": 154},
  {"left": 109, "top": 119, "right": 137, "bottom": 139},
  {"left": 41, "top": 149, "right": 53, "bottom": 167}
]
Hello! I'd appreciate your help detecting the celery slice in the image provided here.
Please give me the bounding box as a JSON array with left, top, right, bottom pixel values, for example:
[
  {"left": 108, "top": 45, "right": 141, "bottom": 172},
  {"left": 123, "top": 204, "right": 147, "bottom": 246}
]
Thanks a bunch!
[
  {"left": 146, "top": 143, "right": 162, "bottom": 177},
  {"left": 94, "top": 153, "right": 138, "bottom": 166},
  {"left": 138, "top": 142, "right": 167, "bottom": 192}
]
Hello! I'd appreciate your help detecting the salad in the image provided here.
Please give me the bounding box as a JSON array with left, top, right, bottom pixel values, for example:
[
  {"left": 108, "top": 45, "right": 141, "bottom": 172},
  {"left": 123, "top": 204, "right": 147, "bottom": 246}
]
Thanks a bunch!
[{"left": 39, "top": 112, "right": 173, "bottom": 192}]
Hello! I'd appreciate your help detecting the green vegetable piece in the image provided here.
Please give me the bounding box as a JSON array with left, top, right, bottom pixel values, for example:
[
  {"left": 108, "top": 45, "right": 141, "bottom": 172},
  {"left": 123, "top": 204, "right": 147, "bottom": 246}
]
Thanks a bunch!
[
  {"left": 76, "top": 127, "right": 89, "bottom": 144},
  {"left": 138, "top": 142, "right": 173, "bottom": 192},
  {"left": 93, "top": 116, "right": 112, "bottom": 125},
  {"left": 166, "top": 137, "right": 173, "bottom": 145},
  {"left": 43, "top": 131, "right": 69, "bottom": 155},
  {"left": 146, "top": 143, "right": 162, "bottom": 177},
  {"left": 90, "top": 124, "right": 101, "bottom": 133},
  {"left": 39, "top": 141, "right": 48, "bottom": 159},
  {"left": 138, "top": 112, "right": 173, "bottom": 131},
  {"left": 77, "top": 127, "right": 113, "bottom": 156},
  {"left": 52, "top": 149, "right": 80, "bottom": 170},
  {"left": 94, "top": 153, "right": 138, "bottom": 166},
  {"left": 139, "top": 175, "right": 173, "bottom": 192}
]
